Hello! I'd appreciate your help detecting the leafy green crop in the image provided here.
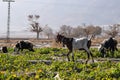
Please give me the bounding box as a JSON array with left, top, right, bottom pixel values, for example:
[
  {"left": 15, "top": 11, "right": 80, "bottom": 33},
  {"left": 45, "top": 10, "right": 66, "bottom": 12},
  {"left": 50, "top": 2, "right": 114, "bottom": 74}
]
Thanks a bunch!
[{"left": 0, "top": 48, "right": 120, "bottom": 79}]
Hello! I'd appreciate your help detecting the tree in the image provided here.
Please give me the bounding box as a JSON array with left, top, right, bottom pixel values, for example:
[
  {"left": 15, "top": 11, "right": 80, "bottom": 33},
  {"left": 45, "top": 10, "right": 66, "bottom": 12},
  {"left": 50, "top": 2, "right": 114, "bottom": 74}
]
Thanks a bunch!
[
  {"left": 28, "top": 15, "right": 42, "bottom": 39},
  {"left": 43, "top": 25, "right": 53, "bottom": 39},
  {"left": 59, "top": 25, "right": 73, "bottom": 37},
  {"left": 71, "top": 26, "right": 84, "bottom": 37},
  {"left": 105, "top": 24, "right": 120, "bottom": 37},
  {"left": 57, "top": 24, "right": 102, "bottom": 38},
  {"left": 94, "top": 26, "right": 102, "bottom": 36},
  {"left": 83, "top": 25, "right": 102, "bottom": 37}
]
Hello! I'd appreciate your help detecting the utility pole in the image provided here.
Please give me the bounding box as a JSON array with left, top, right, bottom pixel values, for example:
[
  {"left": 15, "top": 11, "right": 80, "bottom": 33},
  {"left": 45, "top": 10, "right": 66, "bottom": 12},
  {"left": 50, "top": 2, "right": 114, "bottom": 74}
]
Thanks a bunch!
[{"left": 3, "top": 0, "right": 15, "bottom": 42}]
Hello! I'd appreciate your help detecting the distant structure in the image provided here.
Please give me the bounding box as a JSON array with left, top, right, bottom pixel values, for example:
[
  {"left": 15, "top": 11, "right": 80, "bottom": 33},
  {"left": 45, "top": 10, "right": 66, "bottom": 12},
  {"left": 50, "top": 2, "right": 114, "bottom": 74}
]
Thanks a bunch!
[{"left": 3, "top": 0, "right": 15, "bottom": 42}]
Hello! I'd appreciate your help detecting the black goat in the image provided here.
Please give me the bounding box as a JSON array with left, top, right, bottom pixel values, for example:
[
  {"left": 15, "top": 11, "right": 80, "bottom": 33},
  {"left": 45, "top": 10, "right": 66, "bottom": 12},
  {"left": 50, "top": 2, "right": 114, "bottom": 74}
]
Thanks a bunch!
[
  {"left": 0, "top": 46, "right": 8, "bottom": 53},
  {"left": 98, "top": 37, "right": 118, "bottom": 57},
  {"left": 14, "top": 40, "right": 34, "bottom": 53}
]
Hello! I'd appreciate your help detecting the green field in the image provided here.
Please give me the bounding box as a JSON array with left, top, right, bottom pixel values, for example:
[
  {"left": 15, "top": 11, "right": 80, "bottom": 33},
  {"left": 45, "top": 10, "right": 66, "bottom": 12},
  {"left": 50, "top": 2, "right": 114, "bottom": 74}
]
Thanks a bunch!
[{"left": 0, "top": 48, "right": 120, "bottom": 80}]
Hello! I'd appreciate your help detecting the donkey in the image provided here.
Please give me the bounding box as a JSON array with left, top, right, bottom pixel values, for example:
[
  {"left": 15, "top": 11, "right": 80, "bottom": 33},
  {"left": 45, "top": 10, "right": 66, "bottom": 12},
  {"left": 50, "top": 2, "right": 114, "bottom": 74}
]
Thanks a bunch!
[{"left": 56, "top": 34, "right": 94, "bottom": 63}]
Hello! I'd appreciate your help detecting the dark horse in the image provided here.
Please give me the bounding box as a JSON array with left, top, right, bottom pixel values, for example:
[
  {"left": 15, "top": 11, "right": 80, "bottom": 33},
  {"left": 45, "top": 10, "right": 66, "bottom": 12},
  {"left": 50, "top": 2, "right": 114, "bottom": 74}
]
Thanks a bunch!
[
  {"left": 56, "top": 34, "right": 94, "bottom": 63},
  {"left": 98, "top": 37, "right": 118, "bottom": 57},
  {"left": 14, "top": 40, "right": 34, "bottom": 53}
]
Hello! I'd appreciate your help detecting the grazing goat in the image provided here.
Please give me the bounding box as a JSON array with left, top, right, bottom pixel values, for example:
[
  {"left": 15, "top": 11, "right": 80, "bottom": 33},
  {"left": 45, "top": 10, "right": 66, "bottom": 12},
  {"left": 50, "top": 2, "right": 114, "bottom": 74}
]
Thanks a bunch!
[
  {"left": 14, "top": 40, "right": 34, "bottom": 53},
  {"left": 98, "top": 37, "right": 118, "bottom": 57},
  {"left": 0, "top": 46, "right": 8, "bottom": 53},
  {"left": 56, "top": 34, "right": 94, "bottom": 63}
]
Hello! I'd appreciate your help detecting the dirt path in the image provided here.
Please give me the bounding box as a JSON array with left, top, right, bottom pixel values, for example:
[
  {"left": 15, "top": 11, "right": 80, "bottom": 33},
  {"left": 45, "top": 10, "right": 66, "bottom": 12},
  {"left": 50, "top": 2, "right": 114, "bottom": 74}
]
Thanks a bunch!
[{"left": 27, "top": 57, "right": 120, "bottom": 65}]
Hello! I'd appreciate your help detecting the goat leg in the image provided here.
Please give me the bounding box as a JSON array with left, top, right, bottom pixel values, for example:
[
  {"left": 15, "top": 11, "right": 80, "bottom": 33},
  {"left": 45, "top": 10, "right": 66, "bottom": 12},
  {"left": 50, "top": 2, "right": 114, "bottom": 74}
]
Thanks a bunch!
[
  {"left": 89, "top": 52, "right": 94, "bottom": 63},
  {"left": 71, "top": 51, "right": 75, "bottom": 61},
  {"left": 85, "top": 52, "right": 90, "bottom": 64},
  {"left": 67, "top": 51, "right": 71, "bottom": 61},
  {"left": 86, "top": 51, "right": 90, "bottom": 64}
]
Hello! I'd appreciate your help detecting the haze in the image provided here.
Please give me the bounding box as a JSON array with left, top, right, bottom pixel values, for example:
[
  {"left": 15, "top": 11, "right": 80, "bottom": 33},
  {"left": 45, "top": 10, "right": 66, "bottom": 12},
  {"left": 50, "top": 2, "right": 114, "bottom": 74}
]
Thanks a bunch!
[{"left": 0, "top": 0, "right": 120, "bottom": 37}]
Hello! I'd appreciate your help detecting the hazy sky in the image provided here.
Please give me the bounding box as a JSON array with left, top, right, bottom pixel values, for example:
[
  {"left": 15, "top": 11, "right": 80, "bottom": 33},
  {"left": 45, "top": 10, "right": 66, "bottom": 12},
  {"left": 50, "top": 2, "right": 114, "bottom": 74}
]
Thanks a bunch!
[{"left": 0, "top": 0, "right": 120, "bottom": 37}]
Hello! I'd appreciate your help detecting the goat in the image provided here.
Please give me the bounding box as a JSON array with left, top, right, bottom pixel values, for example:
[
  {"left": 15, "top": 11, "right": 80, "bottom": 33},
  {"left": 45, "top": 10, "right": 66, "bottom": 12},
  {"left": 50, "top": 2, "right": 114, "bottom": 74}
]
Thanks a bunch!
[
  {"left": 98, "top": 37, "right": 118, "bottom": 57},
  {"left": 56, "top": 34, "right": 94, "bottom": 63},
  {"left": 0, "top": 46, "right": 8, "bottom": 53},
  {"left": 14, "top": 40, "right": 34, "bottom": 53}
]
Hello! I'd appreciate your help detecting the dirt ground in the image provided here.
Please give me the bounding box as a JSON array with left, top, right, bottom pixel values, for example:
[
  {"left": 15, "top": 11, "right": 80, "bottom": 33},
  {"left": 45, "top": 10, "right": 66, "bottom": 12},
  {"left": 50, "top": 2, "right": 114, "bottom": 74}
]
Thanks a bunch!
[{"left": 0, "top": 37, "right": 120, "bottom": 48}]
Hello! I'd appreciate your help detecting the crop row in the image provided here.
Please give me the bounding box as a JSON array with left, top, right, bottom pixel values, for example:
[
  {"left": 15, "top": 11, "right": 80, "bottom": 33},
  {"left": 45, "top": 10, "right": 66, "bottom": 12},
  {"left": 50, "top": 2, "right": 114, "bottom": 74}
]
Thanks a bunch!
[{"left": 0, "top": 48, "right": 120, "bottom": 80}]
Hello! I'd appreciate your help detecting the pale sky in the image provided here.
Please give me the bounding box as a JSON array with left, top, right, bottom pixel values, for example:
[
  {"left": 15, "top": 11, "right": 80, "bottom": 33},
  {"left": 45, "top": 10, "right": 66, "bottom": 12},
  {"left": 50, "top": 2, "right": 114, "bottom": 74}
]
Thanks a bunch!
[{"left": 0, "top": 0, "right": 120, "bottom": 37}]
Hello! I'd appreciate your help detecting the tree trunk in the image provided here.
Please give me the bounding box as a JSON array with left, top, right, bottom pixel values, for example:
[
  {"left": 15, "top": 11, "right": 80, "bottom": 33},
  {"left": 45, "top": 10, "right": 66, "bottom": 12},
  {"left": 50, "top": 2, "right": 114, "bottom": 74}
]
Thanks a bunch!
[
  {"left": 37, "top": 31, "right": 39, "bottom": 39},
  {"left": 48, "top": 35, "right": 49, "bottom": 39}
]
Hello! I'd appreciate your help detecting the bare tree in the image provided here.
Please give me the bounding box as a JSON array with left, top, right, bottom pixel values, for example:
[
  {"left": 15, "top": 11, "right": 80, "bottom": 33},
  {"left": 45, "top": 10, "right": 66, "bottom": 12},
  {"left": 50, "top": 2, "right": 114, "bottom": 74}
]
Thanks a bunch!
[
  {"left": 83, "top": 25, "right": 102, "bottom": 37},
  {"left": 71, "top": 26, "right": 84, "bottom": 37},
  {"left": 105, "top": 24, "right": 120, "bottom": 37},
  {"left": 28, "top": 15, "right": 42, "bottom": 39},
  {"left": 58, "top": 24, "right": 102, "bottom": 38},
  {"left": 94, "top": 26, "right": 102, "bottom": 36},
  {"left": 43, "top": 25, "right": 53, "bottom": 39},
  {"left": 59, "top": 25, "right": 73, "bottom": 37}
]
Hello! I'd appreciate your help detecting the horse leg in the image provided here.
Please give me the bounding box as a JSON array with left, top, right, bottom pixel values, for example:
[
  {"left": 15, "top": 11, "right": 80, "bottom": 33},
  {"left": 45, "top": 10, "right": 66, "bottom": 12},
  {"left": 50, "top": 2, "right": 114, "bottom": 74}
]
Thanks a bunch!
[{"left": 67, "top": 50, "right": 72, "bottom": 61}]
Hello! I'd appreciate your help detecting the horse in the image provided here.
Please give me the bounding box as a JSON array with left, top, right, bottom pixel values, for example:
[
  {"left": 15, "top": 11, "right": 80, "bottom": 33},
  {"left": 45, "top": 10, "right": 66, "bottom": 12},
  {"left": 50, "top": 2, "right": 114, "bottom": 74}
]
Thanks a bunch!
[
  {"left": 56, "top": 33, "right": 94, "bottom": 63},
  {"left": 14, "top": 40, "right": 34, "bottom": 53},
  {"left": 98, "top": 37, "right": 118, "bottom": 57}
]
